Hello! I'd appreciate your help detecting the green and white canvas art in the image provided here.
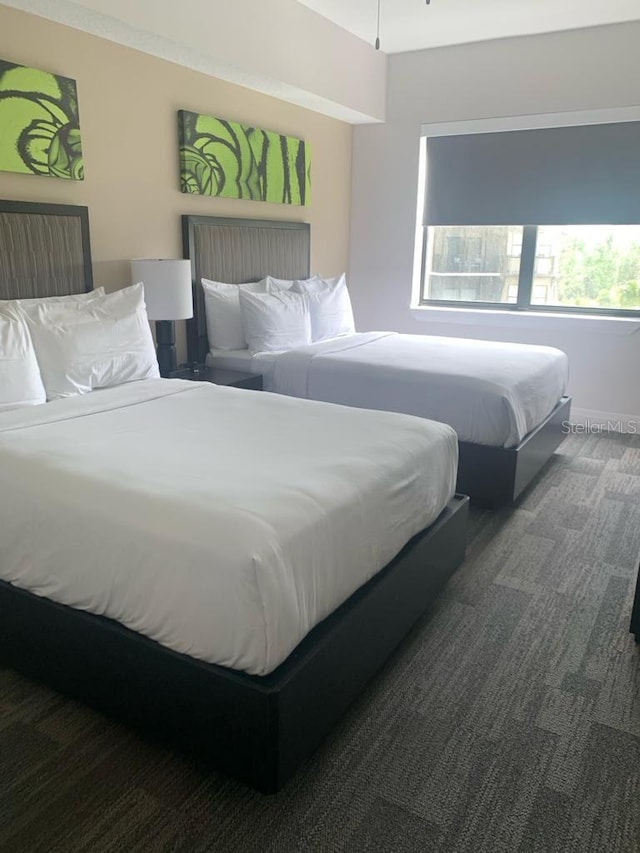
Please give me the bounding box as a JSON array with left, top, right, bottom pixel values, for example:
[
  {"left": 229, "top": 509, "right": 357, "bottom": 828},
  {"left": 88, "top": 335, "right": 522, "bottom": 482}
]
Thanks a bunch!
[
  {"left": 178, "top": 110, "right": 310, "bottom": 205},
  {"left": 0, "top": 60, "right": 83, "bottom": 181}
]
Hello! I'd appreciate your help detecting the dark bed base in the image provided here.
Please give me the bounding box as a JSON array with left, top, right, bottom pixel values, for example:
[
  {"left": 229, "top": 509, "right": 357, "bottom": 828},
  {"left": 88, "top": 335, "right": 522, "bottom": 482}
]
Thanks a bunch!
[
  {"left": 631, "top": 561, "right": 640, "bottom": 644},
  {"left": 0, "top": 496, "right": 469, "bottom": 793},
  {"left": 457, "top": 396, "right": 571, "bottom": 508}
]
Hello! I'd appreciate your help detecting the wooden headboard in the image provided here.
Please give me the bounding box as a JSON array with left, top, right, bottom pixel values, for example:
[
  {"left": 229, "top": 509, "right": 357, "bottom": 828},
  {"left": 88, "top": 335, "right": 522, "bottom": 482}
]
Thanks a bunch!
[
  {"left": 0, "top": 199, "right": 93, "bottom": 300},
  {"left": 182, "top": 215, "right": 310, "bottom": 364}
]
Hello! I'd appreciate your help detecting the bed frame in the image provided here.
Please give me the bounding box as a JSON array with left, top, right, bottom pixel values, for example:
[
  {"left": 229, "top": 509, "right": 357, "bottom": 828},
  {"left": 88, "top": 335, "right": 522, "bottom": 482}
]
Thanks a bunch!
[
  {"left": 631, "top": 562, "right": 640, "bottom": 644},
  {"left": 182, "top": 213, "right": 571, "bottom": 508},
  {"left": 0, "top": 199, "right": 469, "bottom": 792},
  {"left": 457, "top": 396, "right": 571, "bottom": 508},
  {"left": 0, "top": 496, "right": 468, "bottom": 793}
]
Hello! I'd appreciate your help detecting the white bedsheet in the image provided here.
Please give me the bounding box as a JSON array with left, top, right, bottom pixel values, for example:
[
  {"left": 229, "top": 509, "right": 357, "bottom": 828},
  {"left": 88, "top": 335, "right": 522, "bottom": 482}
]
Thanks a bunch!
[
  {"left": 0, "top": 379, "right": 457, "bottom": 676},
  {"left": 206, "top": 348, "right": 265, "bottom": 373},
  {"left": 258, "top": 332, "right": 568, "bottom": 447}
]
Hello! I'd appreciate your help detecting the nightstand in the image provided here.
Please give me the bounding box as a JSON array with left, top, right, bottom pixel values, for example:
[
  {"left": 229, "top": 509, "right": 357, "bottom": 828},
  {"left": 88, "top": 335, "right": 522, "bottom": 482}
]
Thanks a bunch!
[{"left": 169, "top": 365, "right": 263, "bottom": 391}]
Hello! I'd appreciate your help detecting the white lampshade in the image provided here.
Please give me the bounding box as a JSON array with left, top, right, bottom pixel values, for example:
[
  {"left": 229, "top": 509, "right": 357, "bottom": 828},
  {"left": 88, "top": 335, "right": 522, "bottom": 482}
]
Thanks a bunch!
[{"left": 130, "top": 258, "right": 193, "bottom": 321}]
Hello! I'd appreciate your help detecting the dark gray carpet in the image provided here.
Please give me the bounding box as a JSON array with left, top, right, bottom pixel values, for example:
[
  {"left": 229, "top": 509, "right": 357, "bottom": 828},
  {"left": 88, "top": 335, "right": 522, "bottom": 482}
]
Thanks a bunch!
[{"left": 1, "top": 432, "right": 639, "bottom": 853}]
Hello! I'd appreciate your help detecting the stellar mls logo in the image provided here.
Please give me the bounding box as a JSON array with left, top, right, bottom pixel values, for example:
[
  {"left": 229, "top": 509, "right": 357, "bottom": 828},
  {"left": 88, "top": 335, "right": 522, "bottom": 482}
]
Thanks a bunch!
[{"left": 562, "top": 420, "right": 638, "bottom": 435}]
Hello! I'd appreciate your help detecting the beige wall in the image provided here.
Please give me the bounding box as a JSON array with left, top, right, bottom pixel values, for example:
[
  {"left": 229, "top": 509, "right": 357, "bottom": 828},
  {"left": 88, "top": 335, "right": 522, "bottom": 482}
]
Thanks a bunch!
[{"left": 0, "top": 4, "right": 352, "bottom": 359}]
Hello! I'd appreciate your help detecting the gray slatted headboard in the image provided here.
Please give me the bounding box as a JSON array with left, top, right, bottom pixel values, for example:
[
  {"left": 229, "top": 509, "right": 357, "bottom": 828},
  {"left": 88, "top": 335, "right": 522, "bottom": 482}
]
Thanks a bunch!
[
  {"left": 182, "top": 215, "right": 310, "bottom": 364},
  {"left": 0, "top": 200, "right": 93, "bottom": 300}
]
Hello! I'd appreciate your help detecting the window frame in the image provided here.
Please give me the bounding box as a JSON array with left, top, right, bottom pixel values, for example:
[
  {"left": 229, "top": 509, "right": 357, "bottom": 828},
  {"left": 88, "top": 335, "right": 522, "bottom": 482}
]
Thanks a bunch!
[
  {"left": 420, "top": 224, "right": 640, "bottom": 318},
  {"left": 416, "top": 106, "right": 640, "bottom": 322}
]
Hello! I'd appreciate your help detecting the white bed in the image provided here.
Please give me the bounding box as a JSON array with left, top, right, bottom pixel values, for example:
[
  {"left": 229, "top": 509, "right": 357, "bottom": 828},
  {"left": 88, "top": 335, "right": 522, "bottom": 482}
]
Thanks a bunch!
[
  {"left": 208, "top": 331, "right": 569, "bottom": 448},
  {"left": 185, "top": 214, "right": 572, "bottom": 508},
  {"left": 0, "top": 378, "right": 457, "bottom": 676},
  {"left": 0, "top": 199, "right": 469, "bottom": 791}
]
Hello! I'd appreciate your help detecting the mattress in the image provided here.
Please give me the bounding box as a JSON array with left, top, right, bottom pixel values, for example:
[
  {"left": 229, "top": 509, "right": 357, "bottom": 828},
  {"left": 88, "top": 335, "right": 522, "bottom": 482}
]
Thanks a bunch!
[
  {"left": 0, "top": 379, "right": 457, "bottom": 676},
  {"left": 260, "top": 332, "right": 569, "bottom": 447}
]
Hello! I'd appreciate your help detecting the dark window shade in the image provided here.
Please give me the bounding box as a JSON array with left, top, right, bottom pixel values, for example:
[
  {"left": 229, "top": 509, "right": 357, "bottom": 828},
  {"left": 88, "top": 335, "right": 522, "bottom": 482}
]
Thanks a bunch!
[{"left": 424, "top": 121, "right": 640, "bottom": 226}]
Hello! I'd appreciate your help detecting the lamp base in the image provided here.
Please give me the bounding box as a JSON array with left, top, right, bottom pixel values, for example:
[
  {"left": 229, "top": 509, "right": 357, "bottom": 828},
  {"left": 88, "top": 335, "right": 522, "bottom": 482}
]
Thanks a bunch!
[{"left": 155, "top": 320, "right": 177, "bottom": 378}]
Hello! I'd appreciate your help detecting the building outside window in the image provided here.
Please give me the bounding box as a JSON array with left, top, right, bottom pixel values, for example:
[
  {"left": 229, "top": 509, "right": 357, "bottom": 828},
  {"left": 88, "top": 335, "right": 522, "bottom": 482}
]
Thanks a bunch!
[{"left": 423, "top": 224, "right": 640, "bottom": 311}]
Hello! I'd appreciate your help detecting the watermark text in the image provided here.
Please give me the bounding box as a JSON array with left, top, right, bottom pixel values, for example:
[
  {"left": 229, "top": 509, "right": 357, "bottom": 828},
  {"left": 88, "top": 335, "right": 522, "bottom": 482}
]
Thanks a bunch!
[{"left": 562, "top": 419, "right": 638, "bottom": 435}]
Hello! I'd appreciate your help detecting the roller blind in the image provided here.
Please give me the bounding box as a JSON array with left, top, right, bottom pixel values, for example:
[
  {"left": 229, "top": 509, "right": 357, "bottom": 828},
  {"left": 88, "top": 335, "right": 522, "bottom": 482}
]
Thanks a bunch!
[{"left": 424, "top": 121, "right": 640, "bottom": 227}]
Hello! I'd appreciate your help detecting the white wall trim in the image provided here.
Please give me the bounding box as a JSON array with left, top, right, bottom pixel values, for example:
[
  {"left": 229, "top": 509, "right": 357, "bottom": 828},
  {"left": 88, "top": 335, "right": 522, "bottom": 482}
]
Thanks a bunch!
[
  {"left": 420, "top": 104, "right": 640, "bottom": 138},
  {"left": 410, "top": 135, "right": 427, "bottom": 306},
  {"left": 410, "top": 306, "right": 640, "bottom": 335},
  {"left": 569, "top": 408, "right": 640, "bottom": 434}
]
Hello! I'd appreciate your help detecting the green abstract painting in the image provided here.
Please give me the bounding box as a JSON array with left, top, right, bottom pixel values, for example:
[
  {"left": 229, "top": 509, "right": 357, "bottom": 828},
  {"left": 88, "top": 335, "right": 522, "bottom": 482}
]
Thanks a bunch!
[
  {"left": 178, "top": 110, "right": 310, "bottom": 205},
  {"left": 0, "top": 60, "right": 83, "bottom": 181}
]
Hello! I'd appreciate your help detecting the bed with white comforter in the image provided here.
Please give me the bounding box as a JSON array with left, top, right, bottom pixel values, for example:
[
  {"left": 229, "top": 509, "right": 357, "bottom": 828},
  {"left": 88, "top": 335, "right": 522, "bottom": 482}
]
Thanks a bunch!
[
  {"left": 0, "top": 378, "right": 457, "bottom": 676},
  {"left": 209, "top": 332, "right": 569, "bottom": 448}
]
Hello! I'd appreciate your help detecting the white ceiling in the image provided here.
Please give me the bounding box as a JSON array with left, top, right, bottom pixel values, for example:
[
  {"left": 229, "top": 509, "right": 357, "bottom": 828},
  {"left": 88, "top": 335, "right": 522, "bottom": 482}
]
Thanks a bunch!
[{"left": 297, "top": 0, "right": 640, "bottom": 53}]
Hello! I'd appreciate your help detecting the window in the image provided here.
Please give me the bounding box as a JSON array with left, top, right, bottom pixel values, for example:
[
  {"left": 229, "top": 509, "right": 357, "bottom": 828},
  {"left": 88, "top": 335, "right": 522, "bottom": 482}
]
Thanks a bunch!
[
  {"left": 421, "top": 121, "right": 640, "bottom": 316},
  {"left": 422, "top": 224, "right": 640, "bottom": 313},
  {"left": 531, "top": 225, "right": 640, "bottom": 311},
  {"left": 424, "top": 225, "right": 522, "bottom": 305}
]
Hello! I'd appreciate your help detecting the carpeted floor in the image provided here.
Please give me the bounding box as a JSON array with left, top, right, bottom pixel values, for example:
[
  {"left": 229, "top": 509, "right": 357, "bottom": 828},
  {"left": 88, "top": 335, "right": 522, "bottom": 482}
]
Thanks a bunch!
[{"left": 1, "top": 431, "right": 639, "bottom": 853}]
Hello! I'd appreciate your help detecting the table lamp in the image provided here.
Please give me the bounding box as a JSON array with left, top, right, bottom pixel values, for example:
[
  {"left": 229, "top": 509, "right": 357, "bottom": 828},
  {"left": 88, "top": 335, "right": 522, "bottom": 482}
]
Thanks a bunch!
[{"left": 131, "top": 258, "right": 193, "bottom": 377}]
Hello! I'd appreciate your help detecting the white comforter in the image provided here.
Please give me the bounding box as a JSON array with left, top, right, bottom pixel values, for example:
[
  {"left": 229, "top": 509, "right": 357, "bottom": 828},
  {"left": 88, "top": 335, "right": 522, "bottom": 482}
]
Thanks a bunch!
[
  {"left": 260, "top": 333, "right": 569, "bottom": 447},
  {"left": 0, "top": 379, "right": 457, "bottom": 676}
]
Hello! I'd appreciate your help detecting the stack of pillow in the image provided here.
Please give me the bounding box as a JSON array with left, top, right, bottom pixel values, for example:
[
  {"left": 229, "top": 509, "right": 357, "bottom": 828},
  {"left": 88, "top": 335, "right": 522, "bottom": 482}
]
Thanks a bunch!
[
  {"left": 0, "top": 282, "right": 159, "bottom": 412},
  {"left": 202, "top": 273, "right": 355, "bottom": 354},
  {"left": 0, "top": 273, "right": 355, "bottom": 411}
]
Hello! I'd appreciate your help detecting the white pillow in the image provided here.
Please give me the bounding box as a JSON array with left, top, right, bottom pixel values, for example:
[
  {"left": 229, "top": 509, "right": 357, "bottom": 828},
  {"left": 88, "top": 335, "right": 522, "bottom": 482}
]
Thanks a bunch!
[
  {"left": 1, "top": 287, "right": 105, "bottom": 309},
  {"left": 16, "top": 287, "right": 105, "bottom": 307},
  {"left": 264, "top": 275, "right": 310, "bottom": 291},
  {"left": 23, "top": 283, "right": 159, "bottom": 400},
  {"left": 201, "top": 277, "right": 297, "bottom": 351},
  {"left": 239, "top": 289, "right": 312, "bottom": 353},
  {"left": 0, "top": 303, "right": 46, "bottom": 411},
  {"left": 292, "top": 274, "right": 355, "bottom": 342},
  {"left": 201, "top": 279, "right": 267, "bottom": 351}
]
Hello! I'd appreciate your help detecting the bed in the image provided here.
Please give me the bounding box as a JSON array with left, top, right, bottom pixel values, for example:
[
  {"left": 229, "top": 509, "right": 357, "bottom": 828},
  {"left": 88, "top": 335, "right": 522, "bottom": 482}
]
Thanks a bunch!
[
  {"left": 183, "top": 214, "right": 572, "bottom": 508},
  {"left": 631, "top": 562, "right": 640, "bottom": 643},
  {"left": 0, "top": 199, "right": 468, "bottom": 792}
]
